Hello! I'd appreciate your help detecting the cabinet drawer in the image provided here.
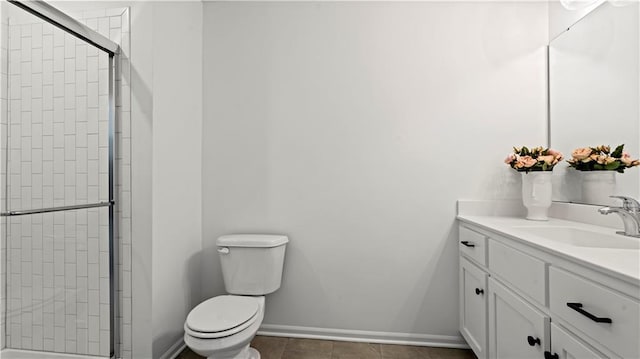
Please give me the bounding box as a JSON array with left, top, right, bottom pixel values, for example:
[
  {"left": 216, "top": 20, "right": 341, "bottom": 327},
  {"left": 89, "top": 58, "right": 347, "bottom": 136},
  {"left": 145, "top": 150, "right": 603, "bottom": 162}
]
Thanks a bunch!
[
  {"left": 549, "top": 267, "right": 639, "bottom": 359},
  {"left": 459, "top": 225, "right": 487, "bottom": 266},
  {"left": 488, "top": 239, "right": 546, "bottom": 305}
]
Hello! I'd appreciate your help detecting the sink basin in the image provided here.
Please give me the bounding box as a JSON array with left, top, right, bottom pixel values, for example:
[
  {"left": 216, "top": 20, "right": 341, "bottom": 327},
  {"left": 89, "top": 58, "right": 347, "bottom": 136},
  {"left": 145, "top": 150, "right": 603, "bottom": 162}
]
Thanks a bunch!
[{"left": 513, "top": 226, "right": 640, "bottom": 250}]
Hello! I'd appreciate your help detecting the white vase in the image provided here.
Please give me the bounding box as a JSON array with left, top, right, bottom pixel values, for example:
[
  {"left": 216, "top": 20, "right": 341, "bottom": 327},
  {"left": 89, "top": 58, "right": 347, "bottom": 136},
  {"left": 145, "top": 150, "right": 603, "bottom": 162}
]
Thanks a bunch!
[
  {"left": 521, "top": 171, "right": 552, "bottom": 221},
  {"left": 581, "top": 171, "right": 616, "bottom": 205}
]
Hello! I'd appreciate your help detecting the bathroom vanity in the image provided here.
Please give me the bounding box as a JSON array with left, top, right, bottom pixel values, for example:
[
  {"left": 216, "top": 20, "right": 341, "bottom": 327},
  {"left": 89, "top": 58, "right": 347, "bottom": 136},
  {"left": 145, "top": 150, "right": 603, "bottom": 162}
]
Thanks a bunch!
[{"left": 457, "top": 213, "right": 640, "bottom": 359}]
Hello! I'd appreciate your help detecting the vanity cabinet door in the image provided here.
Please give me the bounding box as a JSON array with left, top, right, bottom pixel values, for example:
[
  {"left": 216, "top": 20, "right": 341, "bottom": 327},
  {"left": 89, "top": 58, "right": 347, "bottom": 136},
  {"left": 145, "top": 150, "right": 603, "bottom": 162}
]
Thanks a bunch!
[
  {"left": 545, "top": 323, "right": 608, "bottom": 359},
  {"left": 488, "top": 278, "right": 550, "bottom": 359},
  {"left": 460, "top": 257, "right": 488, "bottom": 359}
]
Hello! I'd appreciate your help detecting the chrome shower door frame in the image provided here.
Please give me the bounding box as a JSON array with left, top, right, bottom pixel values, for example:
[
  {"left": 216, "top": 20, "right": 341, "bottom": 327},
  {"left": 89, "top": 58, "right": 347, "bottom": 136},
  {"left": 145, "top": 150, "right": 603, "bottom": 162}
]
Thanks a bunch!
[{"left": 5, "top": 1, "right": 120, "bottom": 358}]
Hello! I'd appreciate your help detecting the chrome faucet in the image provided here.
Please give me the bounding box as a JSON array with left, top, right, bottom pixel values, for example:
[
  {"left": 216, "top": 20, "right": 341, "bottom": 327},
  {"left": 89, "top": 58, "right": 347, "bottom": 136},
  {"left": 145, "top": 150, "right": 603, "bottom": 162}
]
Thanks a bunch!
[{"left": 598, "top": 196, "right": 640, "bottom": 238}]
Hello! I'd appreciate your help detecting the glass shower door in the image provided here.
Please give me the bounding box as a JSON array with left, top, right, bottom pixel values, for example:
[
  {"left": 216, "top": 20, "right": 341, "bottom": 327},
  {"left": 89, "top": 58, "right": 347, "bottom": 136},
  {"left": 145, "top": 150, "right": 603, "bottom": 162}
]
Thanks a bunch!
[{"left": 1, "top": 2, "right": 115, "bottom": 356}]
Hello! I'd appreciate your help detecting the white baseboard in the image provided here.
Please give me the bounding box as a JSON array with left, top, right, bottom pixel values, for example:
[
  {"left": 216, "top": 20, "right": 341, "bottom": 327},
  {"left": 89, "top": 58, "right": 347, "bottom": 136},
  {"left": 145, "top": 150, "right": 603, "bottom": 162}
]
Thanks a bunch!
[
  {"left": 161, "top": 324, "right": 469, "bottom": 358},
  {"left": 160, "top": 338, "right": 186, "bottom": 359},
  {"left": 257, "top": 324, "right": 469, "bottom": 349}
]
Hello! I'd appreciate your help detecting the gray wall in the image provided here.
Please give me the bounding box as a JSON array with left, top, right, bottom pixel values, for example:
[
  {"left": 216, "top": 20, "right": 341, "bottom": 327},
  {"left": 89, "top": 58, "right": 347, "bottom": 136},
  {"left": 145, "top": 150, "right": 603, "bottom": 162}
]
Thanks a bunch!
[
  {"left": 150, "top": 3, "right": 203, "bottom": 358},
  {"left": 202, "top": 1, "right": 548, "bottom": 340}
]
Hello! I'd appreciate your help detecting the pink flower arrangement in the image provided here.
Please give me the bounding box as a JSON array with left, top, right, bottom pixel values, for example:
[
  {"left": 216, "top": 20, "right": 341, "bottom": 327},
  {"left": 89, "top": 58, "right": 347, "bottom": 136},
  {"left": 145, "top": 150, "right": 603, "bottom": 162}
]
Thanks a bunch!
[
  {"left": 567, "top": 144, "right": 640, "bottom": 173},
  {"left": 505, "top": 146, "right": 564, "bottom": 173}
]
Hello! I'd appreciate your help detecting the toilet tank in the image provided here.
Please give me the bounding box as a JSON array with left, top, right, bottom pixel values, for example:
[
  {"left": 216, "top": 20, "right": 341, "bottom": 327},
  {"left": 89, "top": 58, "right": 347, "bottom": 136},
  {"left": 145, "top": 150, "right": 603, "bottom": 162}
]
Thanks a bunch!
[{"left": 216, "top": 234, "right": 289, "bottom": 295}]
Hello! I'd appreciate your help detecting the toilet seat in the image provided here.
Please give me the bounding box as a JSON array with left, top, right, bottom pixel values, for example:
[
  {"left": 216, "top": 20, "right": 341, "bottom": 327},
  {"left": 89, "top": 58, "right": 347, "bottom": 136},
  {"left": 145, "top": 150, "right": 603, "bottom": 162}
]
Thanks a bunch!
[{"left": 185, "top": 295, "right": 260, "bottom": 339}]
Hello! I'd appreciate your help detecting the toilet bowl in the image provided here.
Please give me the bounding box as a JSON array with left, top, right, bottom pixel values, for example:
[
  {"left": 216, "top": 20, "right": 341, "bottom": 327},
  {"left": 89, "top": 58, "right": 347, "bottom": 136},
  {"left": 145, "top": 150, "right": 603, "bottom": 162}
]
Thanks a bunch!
[
  {"left": 184, "top": 295, "right": 265, "bottom": 359},
  {"left": 183, "top": 234, "right": 288, "bottom": 359}
]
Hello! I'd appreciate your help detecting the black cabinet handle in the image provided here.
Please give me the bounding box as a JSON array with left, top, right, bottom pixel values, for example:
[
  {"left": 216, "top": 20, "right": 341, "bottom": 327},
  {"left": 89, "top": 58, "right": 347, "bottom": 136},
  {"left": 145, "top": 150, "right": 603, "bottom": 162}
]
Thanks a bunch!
[
  {"left": 526, "top": 336, "right": 540, "bottom": 346},
  {"left": 475, "top": 288, "right": 484, "bottom": 295},
  {"left": 567, "top": 303, "right": 612, "bottom": 323},
  {"left": 461, "top": 241, "right": 475, "bottom": 248},
  {"left": 544, "top": 351, "right": 558, "bottom": 359}
]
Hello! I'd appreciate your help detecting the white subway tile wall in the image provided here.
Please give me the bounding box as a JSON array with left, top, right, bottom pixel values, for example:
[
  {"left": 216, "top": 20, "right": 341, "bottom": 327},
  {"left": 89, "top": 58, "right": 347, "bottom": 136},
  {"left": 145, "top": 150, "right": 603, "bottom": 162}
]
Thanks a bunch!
[{"left": 0, "top": 7, "right": 131, "bottom": 357}]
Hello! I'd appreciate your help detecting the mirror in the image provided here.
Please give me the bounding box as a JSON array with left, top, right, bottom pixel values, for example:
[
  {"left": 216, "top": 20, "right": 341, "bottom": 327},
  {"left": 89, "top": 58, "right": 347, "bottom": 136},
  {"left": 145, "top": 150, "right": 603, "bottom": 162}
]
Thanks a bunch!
[{"left": 549, "top": 1, "right": 639, "bottom": 205}]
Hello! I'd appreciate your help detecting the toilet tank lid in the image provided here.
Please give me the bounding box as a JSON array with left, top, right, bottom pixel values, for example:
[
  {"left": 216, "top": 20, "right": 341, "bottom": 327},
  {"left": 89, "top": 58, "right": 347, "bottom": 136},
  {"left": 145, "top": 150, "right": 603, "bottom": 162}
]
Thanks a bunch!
[{"left": 217, "top": 234, "right": 289, "bottom": 248}]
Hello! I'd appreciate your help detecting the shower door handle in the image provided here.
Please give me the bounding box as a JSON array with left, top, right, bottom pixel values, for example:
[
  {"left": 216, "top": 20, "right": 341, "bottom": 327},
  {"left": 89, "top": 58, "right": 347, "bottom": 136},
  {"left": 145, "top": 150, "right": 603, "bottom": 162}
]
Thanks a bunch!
[{"left": 0, "top": 200, "right": 115, "bottom": 217}]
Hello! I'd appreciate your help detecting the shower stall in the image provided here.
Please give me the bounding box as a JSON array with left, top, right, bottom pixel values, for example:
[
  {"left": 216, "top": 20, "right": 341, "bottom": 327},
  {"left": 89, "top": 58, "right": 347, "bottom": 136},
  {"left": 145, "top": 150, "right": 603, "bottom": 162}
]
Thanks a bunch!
[{"left": 0, "top": 1, "right": 131, "bottom": 358}]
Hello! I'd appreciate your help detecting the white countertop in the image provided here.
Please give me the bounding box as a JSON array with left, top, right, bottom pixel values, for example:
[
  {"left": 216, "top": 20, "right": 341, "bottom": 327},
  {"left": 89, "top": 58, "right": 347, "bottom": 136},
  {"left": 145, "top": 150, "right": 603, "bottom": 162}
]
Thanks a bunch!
[{"left": 457, "top": 215, "right": 640, "bottom": 285}]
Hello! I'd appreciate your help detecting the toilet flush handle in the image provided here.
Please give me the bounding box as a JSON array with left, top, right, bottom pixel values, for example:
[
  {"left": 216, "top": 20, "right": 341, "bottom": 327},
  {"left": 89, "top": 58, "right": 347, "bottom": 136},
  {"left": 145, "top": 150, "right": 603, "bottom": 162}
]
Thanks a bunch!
[{"left": 217, "top": 247, "right": 230, "bottom": 254}]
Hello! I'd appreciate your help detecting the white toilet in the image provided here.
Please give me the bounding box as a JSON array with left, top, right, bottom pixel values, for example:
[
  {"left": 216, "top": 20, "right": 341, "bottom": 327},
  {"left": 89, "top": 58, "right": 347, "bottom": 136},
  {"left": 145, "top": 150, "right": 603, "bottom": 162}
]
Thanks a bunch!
[{"left": 184, "top": 234, "right": 289, "bottom": 359}]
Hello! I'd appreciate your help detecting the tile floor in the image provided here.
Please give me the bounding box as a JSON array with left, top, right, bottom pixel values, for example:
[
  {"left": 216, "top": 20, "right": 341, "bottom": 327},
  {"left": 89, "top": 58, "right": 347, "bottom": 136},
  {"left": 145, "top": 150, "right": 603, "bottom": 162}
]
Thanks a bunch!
[{"left": 177, "top": 336, "right": 477, "bottom": 359}]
